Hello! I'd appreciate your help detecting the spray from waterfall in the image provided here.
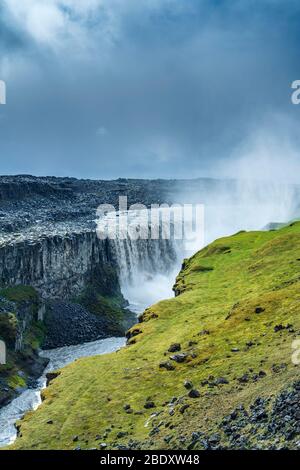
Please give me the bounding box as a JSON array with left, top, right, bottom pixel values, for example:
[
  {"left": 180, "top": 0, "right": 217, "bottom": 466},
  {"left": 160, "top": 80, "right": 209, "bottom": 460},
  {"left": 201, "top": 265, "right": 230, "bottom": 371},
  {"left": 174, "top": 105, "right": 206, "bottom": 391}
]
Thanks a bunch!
[{"left": 96, "top": 204, "right": 204, "bottom": 312}]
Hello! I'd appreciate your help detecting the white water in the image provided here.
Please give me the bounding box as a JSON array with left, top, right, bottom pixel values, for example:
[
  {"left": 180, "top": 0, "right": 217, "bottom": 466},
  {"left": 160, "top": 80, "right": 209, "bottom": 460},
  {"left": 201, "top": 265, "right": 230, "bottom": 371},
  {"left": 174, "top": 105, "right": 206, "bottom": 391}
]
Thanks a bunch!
[
  {"left": 97, "top": 208, "right": 184, "bottom": 281},
  {"left": 96, "top": 207, "right": 197, "bottom": 310},
  {"left": 0, "top": 337, "right": 126, "bottom": 448}
]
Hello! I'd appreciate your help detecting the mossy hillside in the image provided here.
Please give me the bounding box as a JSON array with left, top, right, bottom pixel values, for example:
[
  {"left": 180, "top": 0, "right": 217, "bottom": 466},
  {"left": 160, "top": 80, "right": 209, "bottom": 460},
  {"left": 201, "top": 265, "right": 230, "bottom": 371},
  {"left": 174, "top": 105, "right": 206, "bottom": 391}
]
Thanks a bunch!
[
  {"left": 10, "top": 222, "right": 300, "bottom": 450},
  {"left": 0, "top": 286, "right": 46, "bottom": 405},
  {"left": 0, "top": 285, "right": 45, "bottom": 351},
  {"left": 0, "top": 285, "right": 39, "bottom": 304},
  {"left": 75, "top": 265, "right": 133, "bottom": 336}
]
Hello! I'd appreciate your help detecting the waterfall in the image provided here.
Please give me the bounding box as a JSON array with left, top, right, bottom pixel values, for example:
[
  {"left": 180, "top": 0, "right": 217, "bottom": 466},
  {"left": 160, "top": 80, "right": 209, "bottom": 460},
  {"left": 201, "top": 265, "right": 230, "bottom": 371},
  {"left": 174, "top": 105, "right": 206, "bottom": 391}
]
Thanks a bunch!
[{"left": 97, "top": 208, "right": 187, "bottom": 310}]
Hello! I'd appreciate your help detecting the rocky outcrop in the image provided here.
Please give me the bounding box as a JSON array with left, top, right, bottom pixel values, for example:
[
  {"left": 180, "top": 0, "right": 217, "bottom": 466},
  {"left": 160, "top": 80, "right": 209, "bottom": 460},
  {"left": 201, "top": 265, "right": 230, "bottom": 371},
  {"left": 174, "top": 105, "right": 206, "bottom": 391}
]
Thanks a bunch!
[
  {"left": 0, "top": 288, "right": 49, "bottom": 407},
  {"left": 43, "top": 301, "right": 117, "bottom": 349},
  {"left": 0, "top": 176, "right": 73, "bottom": 202},
  {"left": 188, "top": 380, "right": 300, "bottom": 450},
  {"left": 0, "top": 230, "right": 113, "bottom": 299}
]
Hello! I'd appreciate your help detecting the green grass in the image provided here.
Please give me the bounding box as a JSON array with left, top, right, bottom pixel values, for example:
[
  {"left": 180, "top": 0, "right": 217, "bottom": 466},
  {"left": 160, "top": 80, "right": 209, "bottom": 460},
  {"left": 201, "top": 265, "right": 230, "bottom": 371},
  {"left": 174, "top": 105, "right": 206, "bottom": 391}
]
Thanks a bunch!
[
  {"left": 74, "top": 265, "right": 131, "bottom": 335},
  {"left": 7, "top": 374, "right": 26, "bottom": 390},
  {"left": 10, "top": 222, "right": 300, "bottom": 450},
  {"left": 0, "top": 286, "right": 45, "bottom": 405},
  {"left": 0, "top": 286, "right": 38, "bottom": 304},
  {"left": 76, "top": 289, "right": 127, "bottom": 336}
]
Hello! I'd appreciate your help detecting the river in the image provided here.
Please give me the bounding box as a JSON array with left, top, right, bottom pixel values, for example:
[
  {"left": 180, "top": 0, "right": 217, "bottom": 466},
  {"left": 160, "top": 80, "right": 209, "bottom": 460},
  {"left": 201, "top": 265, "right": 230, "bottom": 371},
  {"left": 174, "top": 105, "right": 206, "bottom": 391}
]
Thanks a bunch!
[
  {"left": 0, "top": 336, "right": 126, "bottom": 448},
  {"left": 0, "top": 279, "right": 176, "bottom": 448}
]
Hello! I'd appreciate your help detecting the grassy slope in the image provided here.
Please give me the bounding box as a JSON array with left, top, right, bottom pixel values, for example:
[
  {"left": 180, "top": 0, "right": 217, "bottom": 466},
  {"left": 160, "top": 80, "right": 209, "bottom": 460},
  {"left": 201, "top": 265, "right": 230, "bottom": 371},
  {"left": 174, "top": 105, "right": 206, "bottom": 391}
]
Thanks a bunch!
[{"left": 11, "top": 222, "right": 300, "bottom": 450}]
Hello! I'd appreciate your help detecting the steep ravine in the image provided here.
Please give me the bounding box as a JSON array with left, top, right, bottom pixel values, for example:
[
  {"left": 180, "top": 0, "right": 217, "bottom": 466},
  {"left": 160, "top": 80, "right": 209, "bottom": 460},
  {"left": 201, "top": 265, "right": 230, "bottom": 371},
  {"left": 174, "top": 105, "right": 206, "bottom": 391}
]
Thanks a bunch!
[
  {"left": 0, "top": 211, "right": 182, "bottom": 415},
  {"left": 7, "top": 222, "right": 300, "bottom": 450}
]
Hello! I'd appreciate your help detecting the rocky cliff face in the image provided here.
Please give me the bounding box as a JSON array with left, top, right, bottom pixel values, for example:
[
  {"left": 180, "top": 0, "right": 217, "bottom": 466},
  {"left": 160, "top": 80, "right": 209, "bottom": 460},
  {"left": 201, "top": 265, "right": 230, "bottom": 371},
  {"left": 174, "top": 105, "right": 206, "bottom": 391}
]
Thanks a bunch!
[
  {"left": 0, "top": 230, "right": 113, "bottom": 299},
  {"left": 0, "top": 218, "right": 179, "bottom": 351},
  {"left": 0, "top": 287, "right": 48, "bottom": 407},
  {"left": 0, "top": 227, "right": 179, "bottom": 301},
  {"left": 0, "top": 175, "right": 181, "bottom": 299}
]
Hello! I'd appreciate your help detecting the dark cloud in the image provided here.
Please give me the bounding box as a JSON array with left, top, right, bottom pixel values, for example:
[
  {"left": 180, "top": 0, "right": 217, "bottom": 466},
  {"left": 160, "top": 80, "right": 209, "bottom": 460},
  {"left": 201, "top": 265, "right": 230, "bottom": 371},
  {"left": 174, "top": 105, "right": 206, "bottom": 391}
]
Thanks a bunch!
[
  {"left": 0, "top": 6, "right": 28, "bottom": 53},
  {"left": 0, "top": 0, "right": 300, "bottom": 179}
]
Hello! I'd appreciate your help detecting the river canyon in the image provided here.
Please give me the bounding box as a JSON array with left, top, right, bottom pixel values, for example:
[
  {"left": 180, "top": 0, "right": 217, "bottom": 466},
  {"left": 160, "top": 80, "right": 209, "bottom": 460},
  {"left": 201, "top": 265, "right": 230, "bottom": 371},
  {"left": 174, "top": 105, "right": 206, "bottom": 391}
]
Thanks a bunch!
[{"left": 0, "top": 175, "right": 300, "bottom": 449}]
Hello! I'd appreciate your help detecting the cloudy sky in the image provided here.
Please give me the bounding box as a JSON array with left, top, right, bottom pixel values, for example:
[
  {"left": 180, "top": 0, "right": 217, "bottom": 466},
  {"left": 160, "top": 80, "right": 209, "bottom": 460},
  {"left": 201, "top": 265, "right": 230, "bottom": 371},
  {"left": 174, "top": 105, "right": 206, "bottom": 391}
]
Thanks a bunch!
[{"left": 0, "top": 0, "right": 300, "bottom": 180}]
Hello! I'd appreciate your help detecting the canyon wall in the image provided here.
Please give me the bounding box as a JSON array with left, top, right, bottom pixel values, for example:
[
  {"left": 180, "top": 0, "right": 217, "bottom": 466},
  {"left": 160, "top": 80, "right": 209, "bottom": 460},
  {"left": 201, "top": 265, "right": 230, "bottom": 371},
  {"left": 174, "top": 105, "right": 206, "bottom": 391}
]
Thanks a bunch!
[
  {"left": 0, "top": 231, "right": 113, "bottom": 299},
  {"left": 0, "top": 229, "right": 179, "bottom": 300}
]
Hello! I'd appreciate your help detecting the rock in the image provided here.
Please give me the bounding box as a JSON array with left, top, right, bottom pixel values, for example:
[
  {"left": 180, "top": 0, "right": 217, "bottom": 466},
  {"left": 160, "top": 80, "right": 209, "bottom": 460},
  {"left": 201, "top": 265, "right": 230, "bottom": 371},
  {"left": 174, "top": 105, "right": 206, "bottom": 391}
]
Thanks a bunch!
[
  {"left": 144, "top": 401, "right": 155, "bottom": 409},
  {"left": 238, "top": 374, "right": 249, "bottom": 383},
  {"left": 159, "top": 361, "right": 175, "bottom": 371},
  {"left": 123, "top": 404, "right": 131, "bottom": 410},
  {"left": 198, "top": 330, "right": 210, "bottom": 336},
  {"left": 184, "top": 380, "right": 193, "bottom": 390},
  {"left": 46, "top": 420, "right": 53, "bottom": 425},
  {"left": 188, "top": 389, "right": 200, "bottom": 398},
  {"left": 191, "top": 432, "right": 201, "bottom": 441},
  {"left": 231, "top": 348, "right": 240, "bottom": 352},
  {"left": 272, "top": 363, "right": 287, "bottom": 373},
  {"left": 274, "top": 324, "right": 285, "bottom": 332},
  {"left": 215, "top": 377, "right": 229, "bottom": 385},
  {"left": 46, "top": 372, "right": 61, "bottom": 387},
  {"left": 99, "top": 443, "right": 107, "bottom": 449},
  {"left": 209, "top": 434, "right": 221, "bottom": 444},
  {"left": 126, "top": 328, "right": 142, "bottom": 340},
  {"left": 116, "top": 431, "right": 128, "bottom": 439},
  {"left": 255, "top": 307, "right": 265, "bottom": 314},
  {"left": 168, "top": 343, "right": 181, "bottom": 352},
  {"left": 170, "top": 353, "right": 187, "bottom": 363},
  {"left": 179, "top": 404, "right": 190, "bottom": 414},
  {"left": 73, "top": 436, "right": 79, "bottom": 442},
  {"left": 44, "top": 301, "right": 115, "bottom": 349}
]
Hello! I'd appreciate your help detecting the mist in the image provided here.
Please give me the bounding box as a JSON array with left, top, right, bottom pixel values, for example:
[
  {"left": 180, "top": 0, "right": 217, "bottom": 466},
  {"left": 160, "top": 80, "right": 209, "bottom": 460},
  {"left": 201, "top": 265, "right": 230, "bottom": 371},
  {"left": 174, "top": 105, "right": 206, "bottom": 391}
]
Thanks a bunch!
[{"left": 138, "top": 123, "right": 300, "bottom": 307}]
